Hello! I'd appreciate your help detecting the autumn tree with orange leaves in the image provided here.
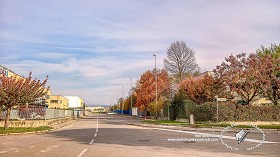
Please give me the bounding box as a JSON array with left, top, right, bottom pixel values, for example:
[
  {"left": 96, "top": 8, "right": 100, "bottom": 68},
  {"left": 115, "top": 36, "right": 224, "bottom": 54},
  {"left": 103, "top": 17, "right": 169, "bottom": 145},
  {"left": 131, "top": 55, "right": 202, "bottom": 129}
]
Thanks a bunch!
[
  {"left": 0, "top": 72, "right": 49, "bottom": 129},
  {"left": 135, "top": 69, "right": 170, "bottom": 118},
  {"left": 181, "top": 74, "right": 225, "bottom": 104}
]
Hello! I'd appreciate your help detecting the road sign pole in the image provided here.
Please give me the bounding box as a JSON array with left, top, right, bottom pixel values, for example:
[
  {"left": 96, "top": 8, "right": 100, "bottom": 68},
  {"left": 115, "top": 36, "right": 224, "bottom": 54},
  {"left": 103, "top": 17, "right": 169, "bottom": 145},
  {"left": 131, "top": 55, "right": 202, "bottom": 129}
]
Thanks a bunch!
[{"left": 216, "top": 98, "right": 218, "bottom": 123}]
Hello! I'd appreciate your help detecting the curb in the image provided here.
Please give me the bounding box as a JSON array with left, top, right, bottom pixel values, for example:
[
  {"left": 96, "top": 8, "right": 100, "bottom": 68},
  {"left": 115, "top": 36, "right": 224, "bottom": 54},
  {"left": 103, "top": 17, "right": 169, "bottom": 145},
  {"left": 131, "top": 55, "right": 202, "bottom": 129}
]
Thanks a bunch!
[
  {"left": 128, "top": 123, "right": 280, "bottom": 134},
  {"left": 0, "top": 129, "right": 55, "bottom": 136}
]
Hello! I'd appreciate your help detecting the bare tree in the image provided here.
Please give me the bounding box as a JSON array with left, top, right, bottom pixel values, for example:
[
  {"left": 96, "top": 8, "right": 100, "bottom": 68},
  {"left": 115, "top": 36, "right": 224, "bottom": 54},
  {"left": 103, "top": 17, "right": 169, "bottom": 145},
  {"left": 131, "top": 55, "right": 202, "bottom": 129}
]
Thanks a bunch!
[{"left": 164, "top": 41, "right": 199, "bottom": 83}]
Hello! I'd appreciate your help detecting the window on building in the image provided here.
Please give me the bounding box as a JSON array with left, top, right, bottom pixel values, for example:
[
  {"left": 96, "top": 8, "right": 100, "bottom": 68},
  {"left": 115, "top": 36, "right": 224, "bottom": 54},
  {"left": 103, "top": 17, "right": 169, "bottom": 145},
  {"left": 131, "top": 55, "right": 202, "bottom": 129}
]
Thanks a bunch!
[{"left": 50, "top": 100, "right": 58, "bottom": 103}]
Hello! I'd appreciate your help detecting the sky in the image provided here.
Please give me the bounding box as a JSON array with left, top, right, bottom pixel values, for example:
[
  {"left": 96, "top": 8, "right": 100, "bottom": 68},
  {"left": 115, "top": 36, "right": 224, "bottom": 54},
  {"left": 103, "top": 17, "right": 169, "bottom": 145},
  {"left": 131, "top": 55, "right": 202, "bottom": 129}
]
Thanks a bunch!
[{"left": 0, "top": 0, "right": 279, "bottom": 105}]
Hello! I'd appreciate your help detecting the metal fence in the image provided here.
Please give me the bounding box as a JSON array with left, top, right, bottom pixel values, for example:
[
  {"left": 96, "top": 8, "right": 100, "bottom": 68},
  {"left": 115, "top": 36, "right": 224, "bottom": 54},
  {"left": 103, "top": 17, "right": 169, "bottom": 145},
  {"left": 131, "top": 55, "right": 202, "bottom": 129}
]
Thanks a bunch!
[
  {"left": 0, "top": 108, "right": 78, "bottom": 120},
  {"left": 114, "top": 110, "right": 131, "bottom": 114}
]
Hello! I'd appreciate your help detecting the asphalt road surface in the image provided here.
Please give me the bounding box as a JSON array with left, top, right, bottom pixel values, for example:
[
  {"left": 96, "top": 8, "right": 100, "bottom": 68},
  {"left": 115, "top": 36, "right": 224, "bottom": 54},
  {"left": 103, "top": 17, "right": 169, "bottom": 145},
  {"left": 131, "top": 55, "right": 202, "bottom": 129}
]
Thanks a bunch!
[{"left": 0, "top": 114, "right": 279, "bottom": 157}]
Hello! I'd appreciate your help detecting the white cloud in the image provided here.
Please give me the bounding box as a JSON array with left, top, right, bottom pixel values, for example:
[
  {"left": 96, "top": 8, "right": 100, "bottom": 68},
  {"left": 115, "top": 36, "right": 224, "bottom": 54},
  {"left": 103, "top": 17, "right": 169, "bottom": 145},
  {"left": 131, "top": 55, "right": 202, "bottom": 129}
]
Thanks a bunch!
[
  {"left": 35, "top": 52, "right": 76, "bottom": 59},
  {"left": 1, "top": 0, "right": 279, "bottom": 105}
]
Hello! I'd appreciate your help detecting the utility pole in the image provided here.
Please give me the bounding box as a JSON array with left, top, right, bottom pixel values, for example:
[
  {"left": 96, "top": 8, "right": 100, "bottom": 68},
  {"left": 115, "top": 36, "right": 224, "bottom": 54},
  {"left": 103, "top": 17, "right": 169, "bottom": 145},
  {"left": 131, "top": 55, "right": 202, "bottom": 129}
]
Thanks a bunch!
[
  {"left": 153, "top": 54, "right": 158, "bottom": 118},
  {"left": 117, "top": 91, "right": 119, "bottom": 110},
  {"left": 130, "top": 78, "right": 133, "bottom": 115},
  {"left": 122, "top": 85, "right": 124, "bottom": 114},
  {"left": 215, "top": 96, "right": 218, "bottom": 123}
]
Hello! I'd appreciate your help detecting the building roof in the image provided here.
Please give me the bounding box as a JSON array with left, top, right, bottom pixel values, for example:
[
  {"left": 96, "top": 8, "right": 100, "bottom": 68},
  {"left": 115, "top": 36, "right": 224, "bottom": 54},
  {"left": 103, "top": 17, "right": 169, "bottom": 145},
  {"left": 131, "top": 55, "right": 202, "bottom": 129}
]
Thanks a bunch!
[
  {"left": 0, "top": 65, "right": 16, "bottom": 74},
  {"left": 0, "top": 64, "right": 24, "bottom": 78}
]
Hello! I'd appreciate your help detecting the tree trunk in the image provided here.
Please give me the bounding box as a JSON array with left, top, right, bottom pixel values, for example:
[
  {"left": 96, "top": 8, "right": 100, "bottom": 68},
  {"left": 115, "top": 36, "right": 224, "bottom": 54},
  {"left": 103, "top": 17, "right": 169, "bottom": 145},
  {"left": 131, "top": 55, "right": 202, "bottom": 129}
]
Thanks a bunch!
[
  {"left": 4, "top": 107, "right": 11, "bottom": 129},
  {"left": 0, "top": 106, "right": 2, "bottom": 120},
  {"left": 272, "top": 88, "right": 278, "bottom": 105},
  {"left": 144, "top": 109, "right": 147, "bottom": 121}
]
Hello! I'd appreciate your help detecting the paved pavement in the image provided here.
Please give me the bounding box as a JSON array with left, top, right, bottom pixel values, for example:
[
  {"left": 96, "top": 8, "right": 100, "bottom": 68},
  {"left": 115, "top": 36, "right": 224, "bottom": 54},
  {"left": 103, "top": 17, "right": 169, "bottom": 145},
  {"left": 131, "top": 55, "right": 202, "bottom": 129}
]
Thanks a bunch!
[{"left": 0, "top": 114, "right": 279, "bottom": 157}]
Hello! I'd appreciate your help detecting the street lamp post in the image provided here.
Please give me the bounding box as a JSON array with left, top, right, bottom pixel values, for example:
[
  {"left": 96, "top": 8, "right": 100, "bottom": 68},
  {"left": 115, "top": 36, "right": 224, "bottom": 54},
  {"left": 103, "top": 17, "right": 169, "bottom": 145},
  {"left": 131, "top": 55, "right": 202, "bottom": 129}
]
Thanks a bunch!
[
  {"left": 153, "top": 54, "right": 158, "bottom": 118},
  {"left": 130, "top": 78, "right": 133, "bottom": 115},
  {"left": 122, "top": 85, "right": 124, "bottom": 114},
  {"left": 117, "top": 91, "right": 119, "bottom": 110},
  {"left": 216, "top": 96, "right": 218, "bottom": 123}
]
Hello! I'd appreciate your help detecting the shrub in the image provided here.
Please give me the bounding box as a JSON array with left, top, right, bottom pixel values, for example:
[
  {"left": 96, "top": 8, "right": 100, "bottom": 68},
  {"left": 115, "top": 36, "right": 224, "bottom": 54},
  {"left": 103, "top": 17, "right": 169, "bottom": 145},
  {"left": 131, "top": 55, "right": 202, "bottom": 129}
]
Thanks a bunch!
[{"left": 184, "top": 101, "right": 280, "bottom": 122}]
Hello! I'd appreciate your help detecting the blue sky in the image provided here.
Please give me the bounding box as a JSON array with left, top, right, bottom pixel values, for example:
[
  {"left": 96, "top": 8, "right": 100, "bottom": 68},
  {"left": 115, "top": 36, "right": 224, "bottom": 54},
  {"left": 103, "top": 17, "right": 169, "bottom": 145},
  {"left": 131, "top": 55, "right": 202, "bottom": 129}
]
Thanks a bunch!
[{"left": 0, "top": 0, "right": 279, "bottom": 105}]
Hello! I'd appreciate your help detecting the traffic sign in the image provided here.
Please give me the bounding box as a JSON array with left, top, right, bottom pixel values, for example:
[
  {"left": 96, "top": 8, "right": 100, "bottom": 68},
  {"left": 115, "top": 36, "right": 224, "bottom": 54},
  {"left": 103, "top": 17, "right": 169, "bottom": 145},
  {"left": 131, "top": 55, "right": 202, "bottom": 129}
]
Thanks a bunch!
[{"left": 217, "top": 98, "right": 227, "bottom": 101}]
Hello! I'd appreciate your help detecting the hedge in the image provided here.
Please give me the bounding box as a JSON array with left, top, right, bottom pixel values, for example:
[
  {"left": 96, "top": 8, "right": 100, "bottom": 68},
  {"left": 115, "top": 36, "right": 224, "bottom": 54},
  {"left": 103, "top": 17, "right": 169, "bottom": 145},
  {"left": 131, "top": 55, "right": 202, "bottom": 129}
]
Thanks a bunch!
[{"left": 185, "top": 101, "right": 280, "bottom": 122}]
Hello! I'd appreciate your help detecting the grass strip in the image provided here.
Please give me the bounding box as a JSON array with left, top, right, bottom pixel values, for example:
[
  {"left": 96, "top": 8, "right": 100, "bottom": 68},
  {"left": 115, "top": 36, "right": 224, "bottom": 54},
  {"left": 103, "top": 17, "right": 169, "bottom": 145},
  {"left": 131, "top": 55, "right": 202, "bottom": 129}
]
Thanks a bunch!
[
  {"left": 143, "top": 120, "right": 280, "bottom": 129},
  {"left": 0, "top": 126, "right": 53, "bottom": 134}
]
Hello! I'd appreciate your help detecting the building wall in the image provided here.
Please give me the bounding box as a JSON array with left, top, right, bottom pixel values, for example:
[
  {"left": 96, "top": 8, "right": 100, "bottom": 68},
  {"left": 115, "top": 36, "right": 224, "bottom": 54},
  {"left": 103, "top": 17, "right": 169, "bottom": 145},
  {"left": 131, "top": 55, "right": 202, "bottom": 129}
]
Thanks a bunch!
[
  {"left": 0, "top": 65, "right": 23, "bottom": 79},
  {"left": 42, "top": 89, "right": 52, "bottom": 107},
  {"left": 65, "top": 96, "right": 84, "bottom": 109},
  {"left": 80, "top": 98, "right": 84, "bottom": 108},
  {"left": 49, "top": 95, "right": 69, "bottom": 109}
]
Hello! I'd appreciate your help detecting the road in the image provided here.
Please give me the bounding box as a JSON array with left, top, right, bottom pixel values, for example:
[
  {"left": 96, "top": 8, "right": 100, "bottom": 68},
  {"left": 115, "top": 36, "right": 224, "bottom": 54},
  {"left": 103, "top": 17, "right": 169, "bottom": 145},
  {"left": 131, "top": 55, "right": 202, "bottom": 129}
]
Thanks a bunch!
[{"left": 0, "top": 114, "right": 279, "bottom": 157}]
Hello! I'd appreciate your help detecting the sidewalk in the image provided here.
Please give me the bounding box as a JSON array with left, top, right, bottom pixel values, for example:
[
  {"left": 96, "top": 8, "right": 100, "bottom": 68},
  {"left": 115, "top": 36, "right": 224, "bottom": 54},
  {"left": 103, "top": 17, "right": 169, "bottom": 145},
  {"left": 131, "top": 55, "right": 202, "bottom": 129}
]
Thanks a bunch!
[
  {"left": 124, "top": 116, "right": 280, "bottom": 134},
  {"left": 50, "top": 118, "right": 79, "bottom": 130}
]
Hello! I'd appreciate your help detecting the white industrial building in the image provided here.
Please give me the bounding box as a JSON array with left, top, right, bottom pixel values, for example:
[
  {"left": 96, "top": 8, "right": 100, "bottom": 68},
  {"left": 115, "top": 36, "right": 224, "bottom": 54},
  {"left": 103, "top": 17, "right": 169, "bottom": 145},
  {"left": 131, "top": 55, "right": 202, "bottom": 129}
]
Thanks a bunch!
[{"left": 64, "top": 96, "right": 84, "bottom": 109}]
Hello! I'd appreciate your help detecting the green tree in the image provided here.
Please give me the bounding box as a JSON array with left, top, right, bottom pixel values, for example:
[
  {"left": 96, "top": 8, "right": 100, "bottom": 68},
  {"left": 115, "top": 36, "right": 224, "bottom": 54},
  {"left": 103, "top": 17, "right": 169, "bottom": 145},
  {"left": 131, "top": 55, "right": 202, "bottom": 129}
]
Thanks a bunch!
[
  {"left": 148, "top": 99, "right": 165, "bottom": 117},
  {"left": 170, "top": 89, "right": 187, "bottom": 120},
  {"left": 256, "top": 43, "right": 280, "bottom": 59}
]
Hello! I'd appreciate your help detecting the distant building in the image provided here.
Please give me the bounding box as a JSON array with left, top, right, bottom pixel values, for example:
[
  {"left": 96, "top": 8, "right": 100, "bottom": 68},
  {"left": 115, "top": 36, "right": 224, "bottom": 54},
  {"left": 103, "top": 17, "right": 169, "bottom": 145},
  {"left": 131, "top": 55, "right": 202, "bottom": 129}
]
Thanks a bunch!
[
  {"left": 85, "top": 106, "right": 105, "bottom": 113},
  {"left": 43, "top": 89, "right": 52, "bottom": 107},
  {"left": 193, "top": 71, "right": 214, "bottom": 80},
  {"left": 0, "top": 65, "right": 23, "bottom": 79},
  {"left": 65, "top": 96, "right": 84, "bottom": 109},
  {"left": 49, "top": 95, "right": 69, "bottom": 109}
]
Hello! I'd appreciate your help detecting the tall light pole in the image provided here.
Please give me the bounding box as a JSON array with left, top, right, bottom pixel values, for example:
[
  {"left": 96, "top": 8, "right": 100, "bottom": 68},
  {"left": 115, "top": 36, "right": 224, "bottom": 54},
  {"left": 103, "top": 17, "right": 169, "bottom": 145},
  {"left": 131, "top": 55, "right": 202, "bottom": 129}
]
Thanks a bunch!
[
  {"left": 215, "top": 95, "right": 218, "bottom": 123},
  {"left": 129, "top": 78, "right": 133, "bottom": 115},
  {"left": 153, "top": 54, "right": 158, "bottom": 118},
  {"left": 122, "top": 85, "right": 124, "bottom": 114},
  {"left": 117, "top": 91, "right": 119, "bottom": 109}
]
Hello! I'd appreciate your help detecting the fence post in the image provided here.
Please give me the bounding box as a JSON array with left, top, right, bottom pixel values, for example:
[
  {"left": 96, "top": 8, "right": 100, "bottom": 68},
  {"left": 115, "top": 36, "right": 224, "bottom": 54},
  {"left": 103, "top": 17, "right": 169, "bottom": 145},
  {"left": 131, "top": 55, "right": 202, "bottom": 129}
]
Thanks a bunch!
[{"left": 190, "top": 114, "right": 195, "bottom": 125}]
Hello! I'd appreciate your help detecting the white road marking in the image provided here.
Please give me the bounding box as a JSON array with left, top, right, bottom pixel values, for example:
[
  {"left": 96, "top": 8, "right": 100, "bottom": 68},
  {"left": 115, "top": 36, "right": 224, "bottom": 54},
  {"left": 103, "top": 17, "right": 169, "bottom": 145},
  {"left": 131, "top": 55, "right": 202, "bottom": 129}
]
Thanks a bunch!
[
  {"left": 89, "top": 139, "right": 95, "bottom": 145},
  {"left": 1, "top": 142, "right": 13, "bottom": 145},
  {"left": 0, "top": 150, "right": 8, "bottom": 154},
  {"left": 88, "top": 115, "right": 99, "bottom": 145},
  {"left": 0, "top": 148, "right": 18, "bottom": 154},
  {"left": 156, "top": 128, "right": 279, "bottom": 144},
  {"left": 96, "top": 116, "right": 99, "bottom": 133},
  {"left": 77, "top": 148, "right": 88, "bottom": 157}
]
